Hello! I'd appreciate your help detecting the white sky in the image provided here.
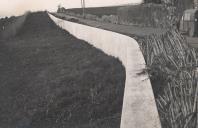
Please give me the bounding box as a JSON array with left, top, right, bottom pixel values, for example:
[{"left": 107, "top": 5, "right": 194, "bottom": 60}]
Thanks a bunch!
[{"left": 0, "top": 0, "right": 143, "bottom": 17}]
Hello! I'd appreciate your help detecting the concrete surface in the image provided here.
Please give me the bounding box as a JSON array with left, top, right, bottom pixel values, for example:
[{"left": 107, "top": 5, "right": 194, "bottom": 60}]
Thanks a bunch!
[{"left": 48, "top": 13, "right": 161, "bottom": 128}]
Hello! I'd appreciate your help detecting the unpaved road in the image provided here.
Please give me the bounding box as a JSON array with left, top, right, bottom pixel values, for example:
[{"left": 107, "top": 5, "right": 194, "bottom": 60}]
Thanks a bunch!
[
  {"left": 0, "top": 12, "right": 125, "bottom": 128},
  {"left": 54, "top": 13, "right": 198, "bottom": 49},
  {"left": 54, "top": 13, "right": 167, "bottom": 37}
]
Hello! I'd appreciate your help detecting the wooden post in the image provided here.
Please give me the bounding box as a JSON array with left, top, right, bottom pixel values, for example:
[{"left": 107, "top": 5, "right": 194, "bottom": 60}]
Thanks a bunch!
[
  {"left": 82, "top": 0, "right": 85, "bottom": 18},
  {"left": 81, "top": 0, "right": 84, "bottom": 18}
]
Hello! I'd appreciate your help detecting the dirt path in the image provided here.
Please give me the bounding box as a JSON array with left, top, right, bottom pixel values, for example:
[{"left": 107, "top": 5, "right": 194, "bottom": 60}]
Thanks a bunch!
[{"left": 0, "top": 12, "right": 125, "bottom": 128}]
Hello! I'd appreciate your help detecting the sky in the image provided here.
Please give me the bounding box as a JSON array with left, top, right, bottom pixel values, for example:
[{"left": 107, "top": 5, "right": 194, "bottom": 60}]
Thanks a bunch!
[{"left": 0, "top": 0, "right": 143, "bottom": 17}]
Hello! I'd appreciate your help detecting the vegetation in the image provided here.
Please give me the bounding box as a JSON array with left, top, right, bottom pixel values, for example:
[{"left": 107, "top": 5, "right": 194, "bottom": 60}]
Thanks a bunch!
[
  {"left": 145, "top": 0, "right": 162, "bottom": 4},
  {"left": 57, "top": 6, "right": 121, "bottom": 17},
  {"left": 0, "top": 11, "right": 30, "bottom": 39},
  {"left": 117, "top": 4, "right": 171, "bottom": 28},
  {"left": 145, "top": 0, "right": 194, "bottom": 16},
  {"left": 139, "top": 30, "right": 198, "bottom": 128},
  {"left": 0, "top": 12, "right": 125, "bottom": 128},
  {"left": 145, "top": 0, "right": 193, "bottom": 7},
  {"left": 57, "top": 2, "right": 198, "bottom": 127}
]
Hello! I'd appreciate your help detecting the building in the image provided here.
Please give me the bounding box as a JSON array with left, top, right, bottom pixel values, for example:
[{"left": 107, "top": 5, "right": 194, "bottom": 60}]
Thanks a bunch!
[{"left": 195, "top": 0, "right": 198, "bottom": 8}]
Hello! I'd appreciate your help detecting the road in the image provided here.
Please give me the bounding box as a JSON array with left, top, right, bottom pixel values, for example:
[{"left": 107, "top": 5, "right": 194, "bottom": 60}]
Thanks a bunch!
[{"left": 53, "top": 13, "right": 167, "bottom": 37}]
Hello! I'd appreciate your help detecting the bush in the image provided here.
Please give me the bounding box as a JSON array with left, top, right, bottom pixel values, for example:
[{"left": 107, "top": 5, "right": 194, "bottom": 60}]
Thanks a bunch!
[
  {"left": 117, "top": 3, "right": 176, "bottom": 28},
  {"left": 101, "top": 15, "right": 118, "bottom": 24},
  {"left": 1, "top": 12, "right": 30, "bottom": 39},
  {"left": 85, "top": 14, "right": 98, "bottom": 21},
  {"left": 139, "top": 30, "right": 198, "bottom": 128}
]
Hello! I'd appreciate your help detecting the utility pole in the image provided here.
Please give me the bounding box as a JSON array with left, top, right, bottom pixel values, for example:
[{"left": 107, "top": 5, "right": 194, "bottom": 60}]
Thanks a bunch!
[{"left": 81, "top": 0, "right": 86, "bottom": 18}]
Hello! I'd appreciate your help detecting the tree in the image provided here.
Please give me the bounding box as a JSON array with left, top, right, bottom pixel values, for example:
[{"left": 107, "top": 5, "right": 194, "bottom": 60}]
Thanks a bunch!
[
  {"left": 162, "top": 0, "right": 193, "bottom": 9},
  {"left": 58, "top": 4, "right": 62, "bottom": 10}
]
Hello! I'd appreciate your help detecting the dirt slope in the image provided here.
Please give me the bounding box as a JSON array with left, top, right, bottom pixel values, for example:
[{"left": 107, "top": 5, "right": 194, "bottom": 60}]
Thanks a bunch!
[{"left": 0, "top": 12, "right": 125, "bottom": 128}]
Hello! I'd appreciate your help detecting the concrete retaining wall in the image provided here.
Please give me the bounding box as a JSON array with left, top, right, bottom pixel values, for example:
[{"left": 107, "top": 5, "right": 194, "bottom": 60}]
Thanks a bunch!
[{"left": 48, "top": 13, "right": 161, "bottom": 128}]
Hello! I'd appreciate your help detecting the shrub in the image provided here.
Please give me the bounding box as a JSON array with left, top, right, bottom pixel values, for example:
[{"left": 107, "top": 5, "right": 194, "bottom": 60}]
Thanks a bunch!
[
  {"left": 85, "top": 14, "right": 98, "bottom": 21},
  {"left": 101, "top": 15, "right": 118, "bottom": 24},
  {"left": 117, "top": 3, "right": 175, "bottom": 28},
  {"left": 139, "top": 30, "right": 198, "bottom": 128},
  {"left": 1, "top": 12, "right": 30, "bottom": 39}
]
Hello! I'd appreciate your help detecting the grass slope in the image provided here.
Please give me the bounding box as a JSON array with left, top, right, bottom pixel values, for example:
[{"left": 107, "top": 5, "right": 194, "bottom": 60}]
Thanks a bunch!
[{"left": 0, "top": 12, "right": 125, "bottom": 128}]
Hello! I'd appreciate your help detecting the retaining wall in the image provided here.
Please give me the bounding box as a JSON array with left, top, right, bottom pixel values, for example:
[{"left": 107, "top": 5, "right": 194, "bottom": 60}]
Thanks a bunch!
[{"left": 48, "top": 13, "right": 161, "bottom": 128}]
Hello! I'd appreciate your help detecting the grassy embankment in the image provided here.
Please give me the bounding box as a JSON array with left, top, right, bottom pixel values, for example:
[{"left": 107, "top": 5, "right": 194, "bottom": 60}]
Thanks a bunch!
[{"left": 0, "top": 12, "right": 125, "bottom": 128}]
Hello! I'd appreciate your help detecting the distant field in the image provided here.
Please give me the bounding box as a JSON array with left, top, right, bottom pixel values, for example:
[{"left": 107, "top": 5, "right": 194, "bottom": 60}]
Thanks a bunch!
[{"left": 65, "top": 6, "right": 123, "bottom": 17}]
